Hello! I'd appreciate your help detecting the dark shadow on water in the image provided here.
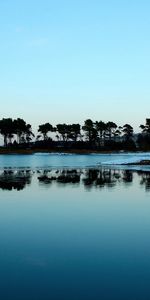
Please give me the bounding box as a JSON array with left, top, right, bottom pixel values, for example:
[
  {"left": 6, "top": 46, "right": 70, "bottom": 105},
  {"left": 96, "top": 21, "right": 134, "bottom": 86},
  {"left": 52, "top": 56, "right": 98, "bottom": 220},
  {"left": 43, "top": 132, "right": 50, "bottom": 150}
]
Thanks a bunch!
[
  {"left": 137, "top": 170, "right": 150, "bottom": 191},
  {"left": 0, "top": 169, "right": 32, "bottom": 191},
  {"left": 37, "top": 168, "right": 150, "bottom": 192},
  {"left": 38, "top": 169, "right": 81, "bottom": 185},
  {"left": 0, "top": 168, "right": 150, "bottom": 192}
]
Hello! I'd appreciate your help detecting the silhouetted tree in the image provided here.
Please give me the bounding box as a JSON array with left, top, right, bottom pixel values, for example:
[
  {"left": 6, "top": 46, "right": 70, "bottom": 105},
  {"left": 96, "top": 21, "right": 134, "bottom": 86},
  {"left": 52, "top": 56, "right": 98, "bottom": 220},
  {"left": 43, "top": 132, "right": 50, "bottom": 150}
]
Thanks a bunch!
[
  {"left": 122, "top": 124, "right": 133, "bottom": 141},
  {"left": 25, "top": 124, "right": 34, "bottom": 143},
  {"left": 95, "top": 121, "right": 106, "bottom": 146},
  {"left": 140, "top": 119, "right": 150, "bottom": 135},
  {"left": 14, "top": 118, "right": 27, "bottom": 143},
  {"left": 67, "top": 124, "right": 81, "bottom": 142},
  {"left": 138, "top": 120, "right": 150, "bottom": 149},
  {"left": 56, "top": 124, "right": 69, "bottom": 141},
  {"left": 38, "top": 123, "right": 54, "bottom": 140},
  {"left": 0, "top": 116, "right": 149, "bottom": 151},
  {"left": 0, "top": 118, "right": 14, "bottom": 146},
  {"left": 56, "top": 123, "right": 80, "bottom": 142},
  {"left": 82, "top": 119, "right": 97, "bottom": 145},
  {"left": 106, "top": 121, "right": 117, "bottom": 140}
]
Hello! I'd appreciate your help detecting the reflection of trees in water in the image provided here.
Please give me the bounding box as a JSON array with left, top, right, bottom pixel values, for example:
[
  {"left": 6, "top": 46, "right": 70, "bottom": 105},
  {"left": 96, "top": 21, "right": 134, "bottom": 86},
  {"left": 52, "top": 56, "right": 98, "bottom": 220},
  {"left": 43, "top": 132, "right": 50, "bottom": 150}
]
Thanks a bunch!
[
  {"left": 82, "top": 169, "right": 127, "bottom": 189},
  {"left": 57, "top": 169, "right": 80, "bottom": 184},
  {"left": 137, "top": 171, "right": 150, "bottom": 191},
  {"left": 0, "top": 169, "right": 32, "bottom": 191},
  {"left": 38, "top": 168, "right": 122, "bottom": 189},
  {"left": 1, "top": 168, "right": 150, "bottom": 192},
  {"left": 38, "top": 169, "right": 81, "bottom": 185},
  {"left": 37, "top": 168, "right": 150, "bottom": 191},
  {"left": 122, "top": 170, "right": 133, "bottom": 184}
]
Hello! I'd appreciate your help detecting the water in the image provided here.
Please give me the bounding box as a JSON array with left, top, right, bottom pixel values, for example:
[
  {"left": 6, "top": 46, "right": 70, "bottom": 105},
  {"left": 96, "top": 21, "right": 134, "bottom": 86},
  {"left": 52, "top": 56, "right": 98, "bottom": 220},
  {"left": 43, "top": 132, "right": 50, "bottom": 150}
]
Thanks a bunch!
[
  {"left": 0, "top": 151, "right": 150, "bottom": 169},
  {"left": 0, "top": 154, "right": 150, "bottom": 299}
]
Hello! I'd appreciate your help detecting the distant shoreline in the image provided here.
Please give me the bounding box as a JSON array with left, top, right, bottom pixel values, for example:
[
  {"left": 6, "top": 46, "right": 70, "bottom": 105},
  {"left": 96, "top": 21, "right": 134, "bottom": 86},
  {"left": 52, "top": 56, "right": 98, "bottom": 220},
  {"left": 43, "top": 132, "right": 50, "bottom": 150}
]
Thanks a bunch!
[
  {"left": 0, "top": 148, "right": 123, "bottom": 155},
  {"left": 0, "top": 148, "right": 149, "bottom": 155}
]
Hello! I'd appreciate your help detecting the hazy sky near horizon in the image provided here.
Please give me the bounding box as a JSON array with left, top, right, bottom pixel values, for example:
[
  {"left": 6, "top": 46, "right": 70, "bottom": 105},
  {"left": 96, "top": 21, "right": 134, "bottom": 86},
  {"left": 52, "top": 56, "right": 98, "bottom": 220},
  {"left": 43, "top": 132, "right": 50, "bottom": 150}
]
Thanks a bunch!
[{"left": 0, "top": 0, "right": 150, "bottom": 132}]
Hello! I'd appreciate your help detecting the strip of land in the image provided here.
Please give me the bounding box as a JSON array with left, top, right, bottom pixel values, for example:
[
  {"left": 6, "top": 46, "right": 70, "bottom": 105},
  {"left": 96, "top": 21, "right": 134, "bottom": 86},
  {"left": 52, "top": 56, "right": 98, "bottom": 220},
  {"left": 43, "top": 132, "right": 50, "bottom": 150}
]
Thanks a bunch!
[
  {"left": 0, "top": 148, "right": 122, "bottom": 155},
  {"left": 123, "top": 160, "right": 150, "bottom": 165}
]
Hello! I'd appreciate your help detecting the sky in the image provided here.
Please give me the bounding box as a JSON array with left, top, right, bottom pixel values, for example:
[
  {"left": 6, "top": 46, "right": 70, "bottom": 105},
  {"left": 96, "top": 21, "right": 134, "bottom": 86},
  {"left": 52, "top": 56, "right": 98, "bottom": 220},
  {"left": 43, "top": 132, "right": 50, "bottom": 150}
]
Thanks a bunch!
[{"left": 0, "top": 0, "right": 150, "bottom": 133}]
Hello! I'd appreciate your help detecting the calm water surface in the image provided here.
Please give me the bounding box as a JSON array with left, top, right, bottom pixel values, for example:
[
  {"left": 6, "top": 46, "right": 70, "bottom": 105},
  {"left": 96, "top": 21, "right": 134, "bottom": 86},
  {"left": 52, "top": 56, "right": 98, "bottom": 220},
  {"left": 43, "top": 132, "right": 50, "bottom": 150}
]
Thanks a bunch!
[
  {"left": 0, "top": 154, "right": 150, "bottom": 299},
  {"left": 0, "top": 151, "right": 150, "bottom": 168}
]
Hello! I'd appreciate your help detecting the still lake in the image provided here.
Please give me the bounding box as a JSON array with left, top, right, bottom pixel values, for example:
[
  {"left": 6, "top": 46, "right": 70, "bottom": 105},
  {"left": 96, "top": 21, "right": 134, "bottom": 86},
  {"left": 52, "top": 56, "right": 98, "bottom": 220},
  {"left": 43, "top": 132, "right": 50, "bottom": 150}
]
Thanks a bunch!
[{"left": 0, "top": 153, "right": 150, "bottom": 300}]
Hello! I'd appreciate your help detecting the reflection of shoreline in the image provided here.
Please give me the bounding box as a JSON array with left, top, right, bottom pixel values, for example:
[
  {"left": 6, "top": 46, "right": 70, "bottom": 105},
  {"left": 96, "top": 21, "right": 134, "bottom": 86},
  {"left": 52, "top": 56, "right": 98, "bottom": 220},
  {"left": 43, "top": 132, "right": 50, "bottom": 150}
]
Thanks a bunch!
[
  {"left": 38, "top": 169, "right": 150, "bottom": 191},
  {"left": 0, "top": 170, "right": 32, "bottom": 191},
  {"left": 0, "top": 168, "right": 150, "bottom": 192}
]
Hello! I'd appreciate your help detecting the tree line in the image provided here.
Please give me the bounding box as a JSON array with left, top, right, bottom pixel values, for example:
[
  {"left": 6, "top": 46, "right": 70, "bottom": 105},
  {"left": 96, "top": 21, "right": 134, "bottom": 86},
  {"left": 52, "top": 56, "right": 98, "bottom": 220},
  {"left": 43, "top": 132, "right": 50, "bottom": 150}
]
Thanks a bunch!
[{"left": 0, "top": 117, "right": 150, "bottom": 150}]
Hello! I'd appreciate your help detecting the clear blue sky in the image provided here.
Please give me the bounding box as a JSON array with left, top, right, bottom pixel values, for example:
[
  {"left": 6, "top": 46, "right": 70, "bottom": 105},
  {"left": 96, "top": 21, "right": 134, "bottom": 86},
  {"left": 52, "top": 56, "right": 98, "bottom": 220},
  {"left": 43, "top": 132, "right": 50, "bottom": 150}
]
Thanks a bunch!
[{"left": 0, "top": 0, "right": 149, "bottom": 132}]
